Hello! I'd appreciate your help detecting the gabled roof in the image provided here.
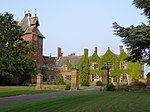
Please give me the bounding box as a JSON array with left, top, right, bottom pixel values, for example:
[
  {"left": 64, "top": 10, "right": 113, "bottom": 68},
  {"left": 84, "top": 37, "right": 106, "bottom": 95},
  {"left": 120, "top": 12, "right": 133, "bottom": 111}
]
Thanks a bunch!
[
  {"left": 56, "top": 56, "right": 81, "bottom": 67},
  {"left": 43, "top": 56, "right": 56, "bottom": 68},
  {"left": 43, "top": 55, "right": 81, "bottom": 68},
  {"left": 18, "top": 13, "right": 44, "bottom": 38}
]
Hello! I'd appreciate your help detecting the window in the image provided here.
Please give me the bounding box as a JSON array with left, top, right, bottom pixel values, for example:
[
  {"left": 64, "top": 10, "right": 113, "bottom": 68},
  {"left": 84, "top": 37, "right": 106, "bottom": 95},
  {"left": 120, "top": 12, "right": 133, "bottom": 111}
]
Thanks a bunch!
[
  {"left": 63, "top": 66, "right": 68, "bottom": 71},
  {"left": 91, "top": 74, "right": 95, "bottom": 81},
  {"left": 120, "top": 74, "right": 128, "bottom": 83},
  {"left": 51, "top": 76, "right": 55, "bottom": 81},
  {"left": 120, "top": 61, "right": 127, "bottom": 69},
  {"left": 65, "top": 75, "right": 71, "bottom": 80},
  {"left": 112, "top": 76, "right": 117, "bottom": 83},
  {"left": 33, "top": 35, "right": 37, "bottom": 41},
  {"left": 38, "top": 38, "right": 42, "bottom": 48},
  {"left": 91, "top": 62, "right": 98, "bottom": 70},
  {"left": 104, "top": 62, "right": 113, "bottom": 70}
]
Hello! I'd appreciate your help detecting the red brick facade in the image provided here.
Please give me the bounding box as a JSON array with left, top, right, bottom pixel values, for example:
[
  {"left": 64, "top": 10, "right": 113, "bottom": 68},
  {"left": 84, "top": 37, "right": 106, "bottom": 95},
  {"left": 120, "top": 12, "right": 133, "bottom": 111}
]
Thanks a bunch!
[{"left": 19, "top": 12, "right": 44, "bottom": 73}]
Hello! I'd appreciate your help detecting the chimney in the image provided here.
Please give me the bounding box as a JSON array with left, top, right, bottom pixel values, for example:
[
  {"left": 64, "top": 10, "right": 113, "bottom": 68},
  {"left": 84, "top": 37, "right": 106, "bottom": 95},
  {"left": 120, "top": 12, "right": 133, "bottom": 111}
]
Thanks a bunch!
[
  {"left": 94, "top": 47, "right": 97, "bottom": 54},
  {"left": 26, "top": 11, "right": 31, "bottom": 26},
  {"left": 84, "top": 48, "right": 88, "bottom": 56},
  {"left": 119, "top": 46, "right": 123, "bottom": 54},
  {"left": 57, "top": 47, "right": 63, "bottom": 59},
  {"left": 126, "top": 48, "right": 131, "bottom": 55}
]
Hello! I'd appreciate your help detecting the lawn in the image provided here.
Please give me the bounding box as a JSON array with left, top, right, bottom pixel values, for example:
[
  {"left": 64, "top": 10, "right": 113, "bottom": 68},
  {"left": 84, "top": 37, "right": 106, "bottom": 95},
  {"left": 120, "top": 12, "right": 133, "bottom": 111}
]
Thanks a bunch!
[
  {"left": 0, "top": 86, "right": 60, "bottom": 97},
  {"left": 0, "top": 91, "right": 150, "bottom": 112}
]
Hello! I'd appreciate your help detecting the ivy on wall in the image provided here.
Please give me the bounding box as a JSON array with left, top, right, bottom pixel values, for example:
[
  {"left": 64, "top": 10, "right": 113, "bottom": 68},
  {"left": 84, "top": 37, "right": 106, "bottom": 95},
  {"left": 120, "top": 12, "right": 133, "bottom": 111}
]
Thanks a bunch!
[
  {"left": 78, "top": 47, "right": 141, "bottom": 84},
  {"left": 77, "top": 49, "right": 90, "bottom": 86},
  {"left": 89, "top": 50, "right": 103, "bottom": 76},
  {"left": 62, "top": 59, "right": 72, "bottom": 71},
  {"left": 61, "top": 47, "right": 141, "bottom": 85}
]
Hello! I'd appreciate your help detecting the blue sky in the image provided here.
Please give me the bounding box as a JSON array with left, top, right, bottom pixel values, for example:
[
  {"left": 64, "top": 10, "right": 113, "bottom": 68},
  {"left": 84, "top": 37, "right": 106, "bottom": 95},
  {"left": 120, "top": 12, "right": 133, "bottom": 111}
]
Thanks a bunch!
[{"left": 0, "top": 0, "right": 149, "bottom": 75}]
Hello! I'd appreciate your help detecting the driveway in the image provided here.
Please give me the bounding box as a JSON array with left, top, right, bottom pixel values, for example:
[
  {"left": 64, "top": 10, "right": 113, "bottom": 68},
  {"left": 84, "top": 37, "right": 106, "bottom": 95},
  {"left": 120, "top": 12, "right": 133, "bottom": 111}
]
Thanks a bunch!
[{"left": 0, "top": 88, "right": 99, "bottom": 105}]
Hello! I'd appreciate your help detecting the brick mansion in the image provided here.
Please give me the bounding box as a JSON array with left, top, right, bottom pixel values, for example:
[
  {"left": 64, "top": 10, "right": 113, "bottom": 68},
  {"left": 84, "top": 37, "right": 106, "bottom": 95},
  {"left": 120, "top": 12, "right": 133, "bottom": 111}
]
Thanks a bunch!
[{"left": 19, "top": 12, "right": 145, "bottom": 85}]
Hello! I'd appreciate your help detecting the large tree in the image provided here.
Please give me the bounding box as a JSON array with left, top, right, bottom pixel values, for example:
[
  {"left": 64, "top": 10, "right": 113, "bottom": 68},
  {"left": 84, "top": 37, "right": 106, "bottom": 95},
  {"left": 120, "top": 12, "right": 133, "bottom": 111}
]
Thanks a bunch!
[
  {"left": 0, "top": 12, "right": 37, "bottom": 85},
  {"left": 113, "top": 0, "right": 150, "bottom": 66}
]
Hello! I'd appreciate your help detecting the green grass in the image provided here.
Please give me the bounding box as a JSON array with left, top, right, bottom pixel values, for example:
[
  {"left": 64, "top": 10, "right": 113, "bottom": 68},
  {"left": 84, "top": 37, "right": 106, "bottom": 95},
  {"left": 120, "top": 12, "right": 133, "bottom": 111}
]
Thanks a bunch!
[
  {"left": 0, "top": 91, "right": 150, "bottom": 112},
  {"left": 0, "top": 86, "right": 60, "bottom": 97}
]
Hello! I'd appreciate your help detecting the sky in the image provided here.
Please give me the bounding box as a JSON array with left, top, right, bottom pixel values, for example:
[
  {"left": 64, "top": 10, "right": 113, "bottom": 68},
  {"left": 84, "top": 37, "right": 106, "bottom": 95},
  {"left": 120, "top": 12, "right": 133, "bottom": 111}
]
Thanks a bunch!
[{"left": 0, "top": 0, "right": 149, "bottom": 75}]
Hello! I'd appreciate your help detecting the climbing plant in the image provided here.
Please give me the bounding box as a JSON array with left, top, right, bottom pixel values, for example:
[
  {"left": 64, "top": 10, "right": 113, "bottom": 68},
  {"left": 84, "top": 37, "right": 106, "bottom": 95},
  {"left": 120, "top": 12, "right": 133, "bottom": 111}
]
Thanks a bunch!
[
  {"left": 89, "top": 50, "right": 103, "bottom": 76},
  {"left": 77, "top": 47, "right": 141, "bottom": 85},
  {"left": 77, "top": 49, "right": 90, "bottom": 86},
  {"left": 101, "top": 48, "right": 118, "bottom": 77},
  {"left": 62, "top": 59, "right": 72, "bottom": 71},
  {"left": 101, "top": 48, "right": 141, "bottom": 84}
]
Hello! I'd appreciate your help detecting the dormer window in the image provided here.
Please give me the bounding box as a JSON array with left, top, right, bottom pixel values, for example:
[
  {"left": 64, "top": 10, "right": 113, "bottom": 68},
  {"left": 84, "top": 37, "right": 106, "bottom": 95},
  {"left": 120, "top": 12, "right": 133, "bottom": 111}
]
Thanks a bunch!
[
  {"left": 63, "top": 66, "right": 68, "bottom": 71},
  {"left": 91, "top": 62, "right": 98, "bottom": 70}
]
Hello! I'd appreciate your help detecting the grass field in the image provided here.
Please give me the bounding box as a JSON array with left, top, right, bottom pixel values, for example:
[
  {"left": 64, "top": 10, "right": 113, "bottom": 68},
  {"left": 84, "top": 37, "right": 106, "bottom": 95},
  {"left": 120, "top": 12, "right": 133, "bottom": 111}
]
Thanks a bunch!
[
  {"left": 0, "top": 86, "right": 60, "bottom": 97},
  {"left": 0, "top": 91, "right": 150, "bottom": 112}
]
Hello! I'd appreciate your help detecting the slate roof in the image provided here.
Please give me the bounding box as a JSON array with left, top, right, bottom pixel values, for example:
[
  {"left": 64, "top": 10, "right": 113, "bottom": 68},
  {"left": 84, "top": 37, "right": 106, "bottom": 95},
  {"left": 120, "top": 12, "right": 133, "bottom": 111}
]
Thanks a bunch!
[
  {"left": 18, "top": 13, "right": 44, "bottom": 38},
  {"left": 43, "top": 56, "right": 81, "bottom": 68},
  {"left": 56, "top": 56, "right": 82, "bottom": 67},
  {"left": 43, "top": 56, "right": 56, "bottom": 68}
]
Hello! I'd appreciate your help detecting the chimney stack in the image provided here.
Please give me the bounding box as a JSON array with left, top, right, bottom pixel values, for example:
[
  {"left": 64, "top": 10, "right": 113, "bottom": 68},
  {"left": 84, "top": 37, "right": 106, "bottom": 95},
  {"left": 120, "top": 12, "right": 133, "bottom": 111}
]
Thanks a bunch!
[
  {"left": 126, "top": 48, "right": 131, "bottom": 55},
  {"left": 27, "top": 11, "right": 31, "bottom": 26},
  {"left": 57, "top": 47, "right": 63, "bottom": 59},
  {"left": 119, "top": 46, "right": 123, "bottom": 54},
  {"left": 94, "top": 47, "right": 97, "bottom": 54},
  {"left": 84, "top": 48, "right": 88, "bottom": 56}
]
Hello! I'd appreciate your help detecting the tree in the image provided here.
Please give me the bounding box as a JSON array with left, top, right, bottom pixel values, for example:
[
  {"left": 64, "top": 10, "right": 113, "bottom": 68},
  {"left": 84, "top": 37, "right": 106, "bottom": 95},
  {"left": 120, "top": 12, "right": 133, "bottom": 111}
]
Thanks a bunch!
[
  {"left": 113, "top": 0, "right": 150, "bottom": 66},
  {"left": 0, "top": 12, "right": 37, "bottom": 85}
]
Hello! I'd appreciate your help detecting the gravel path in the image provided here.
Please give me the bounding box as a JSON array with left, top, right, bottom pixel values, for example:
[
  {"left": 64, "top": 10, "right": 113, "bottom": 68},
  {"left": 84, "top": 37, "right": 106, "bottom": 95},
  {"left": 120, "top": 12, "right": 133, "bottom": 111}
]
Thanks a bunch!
[{"left": 0, "top": 88, "right": 99, "bottom": 105}]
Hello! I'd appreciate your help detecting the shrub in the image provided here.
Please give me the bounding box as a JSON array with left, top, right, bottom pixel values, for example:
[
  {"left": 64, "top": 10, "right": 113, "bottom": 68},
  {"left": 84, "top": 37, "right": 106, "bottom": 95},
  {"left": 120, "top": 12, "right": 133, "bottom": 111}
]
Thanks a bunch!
[
  {"left": 43, "top": 82, "right": 54, "bottom": 85},
  {"left": 130, "top": 81, "right": 146, "bottom": 89},
  {"left": 96, "top": 81, "right": 102, "bottom": 86},
  {"left": 106, "top": 83, "right": 115, "bottom": 91},
  {"left": 54, "top": 74, "right": 65, "bottom": 85},
  {"left": 65, "top": 84, "right": 71, "bottom": 90}
]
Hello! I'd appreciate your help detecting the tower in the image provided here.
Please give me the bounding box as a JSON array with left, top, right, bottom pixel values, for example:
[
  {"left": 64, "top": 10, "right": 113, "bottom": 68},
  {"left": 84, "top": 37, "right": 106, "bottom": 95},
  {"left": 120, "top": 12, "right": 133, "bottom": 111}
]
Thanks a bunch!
[{"left": 18, "top": 11, "right": 45, "bottom": 73}]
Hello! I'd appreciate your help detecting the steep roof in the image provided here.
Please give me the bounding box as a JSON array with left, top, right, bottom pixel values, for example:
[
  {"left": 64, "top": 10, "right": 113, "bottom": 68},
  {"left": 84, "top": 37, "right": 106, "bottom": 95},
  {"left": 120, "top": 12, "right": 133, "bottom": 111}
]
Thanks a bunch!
[
  {"left": 18, "top": 13, "right": 44, "bottom": 38},
  {"left": 43, "top": 55, "right": 81, "bottom": 68},
  {"left": 56, "top": 56, "right": 81, "bottom": 67},
  {"left": 43, "top": 56, "right": 56, "bottom": 68}
]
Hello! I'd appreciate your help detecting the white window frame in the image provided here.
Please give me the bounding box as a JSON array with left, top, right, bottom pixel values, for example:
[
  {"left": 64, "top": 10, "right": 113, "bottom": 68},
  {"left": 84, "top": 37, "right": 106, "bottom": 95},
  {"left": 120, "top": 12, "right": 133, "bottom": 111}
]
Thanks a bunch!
[
  {"left": 65, "top": 75, "right": 71, "bottom": 80},
  {"left": 120, "top": 61, "right": 127, "bottom": 70}
]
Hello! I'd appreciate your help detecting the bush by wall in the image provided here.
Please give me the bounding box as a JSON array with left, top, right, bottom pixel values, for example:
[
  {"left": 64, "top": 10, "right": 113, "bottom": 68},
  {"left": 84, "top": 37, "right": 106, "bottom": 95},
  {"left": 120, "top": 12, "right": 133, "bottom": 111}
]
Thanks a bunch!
[
  {"left": 65, "top": 84, "right": 71, "bottom": 90},
  {"left": 96, "top": 81, "right": 102, "bottom": 86},
  {"left": 106, "top": 83, "right": 115, "bottom": 91}
]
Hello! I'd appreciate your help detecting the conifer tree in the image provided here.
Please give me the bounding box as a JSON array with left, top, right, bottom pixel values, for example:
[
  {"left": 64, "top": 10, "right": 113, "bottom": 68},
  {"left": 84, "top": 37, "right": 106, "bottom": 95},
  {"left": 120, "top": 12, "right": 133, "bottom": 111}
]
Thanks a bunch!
[{"left": 113, "top": 0, "right": 150, "bottom": 66}]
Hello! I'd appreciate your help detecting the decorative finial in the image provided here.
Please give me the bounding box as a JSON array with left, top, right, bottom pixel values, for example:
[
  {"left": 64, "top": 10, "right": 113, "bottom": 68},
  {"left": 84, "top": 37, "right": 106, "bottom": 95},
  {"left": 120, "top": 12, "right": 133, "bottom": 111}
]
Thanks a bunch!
[{"left": 35, "top": 8, "right": 37, "bottom": 17}]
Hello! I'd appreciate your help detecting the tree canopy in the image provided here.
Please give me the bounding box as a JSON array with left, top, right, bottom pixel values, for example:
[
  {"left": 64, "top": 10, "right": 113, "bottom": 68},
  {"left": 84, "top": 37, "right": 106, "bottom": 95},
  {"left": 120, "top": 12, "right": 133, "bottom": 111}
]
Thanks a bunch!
[
  {"left": 113, "top": 0, "right": 150, "bottom": 66},
  {"left": 0, "top": 12, "right": 37, "bottom": 85}
]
